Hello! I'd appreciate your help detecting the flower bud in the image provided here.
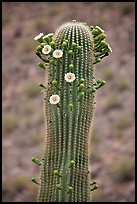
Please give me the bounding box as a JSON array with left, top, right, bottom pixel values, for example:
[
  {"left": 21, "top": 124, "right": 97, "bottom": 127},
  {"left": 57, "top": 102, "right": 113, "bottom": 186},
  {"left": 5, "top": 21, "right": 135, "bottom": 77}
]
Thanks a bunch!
[
  {"left": 80, "top": 78, "right": 85, "bottom": 84},
  {"left": 79, "top": 92, "right": 84, "bottom": 98},
  {"left": 93, "top": 58, "right": 101, "bottom": 64},
  {"left": 72, "top": 42, "right": 77, "bottom": 48},
  {"left": 53, "top": 170, "right": 59, "bottom": 176},
  {"left": 49, "top": 59, "right": 55, "bottom": 64},
  {"left": 36, "top": 45, "right": 42, "bottom": 52},
  {"left": 50, "top": 41, "right": 55, "bottom": 47},
  {"left": 69, "top": 63, "right": 74, "bottom": 71},
  {"left": 31, "top": 177, "right": 40, "bottom": 185},
  {"left": 69, "top": 104, "right": 73, "bottom": 110},
  {"left": 67, "top": 186, "right": 73, "bottom": 194},
  {"left": 40, "top": 43, "right": 46, "bottom": 48},
  {"left": 56, "top": 184, "right": 62, "bottom": 190},
  {"left": 79, "top": 83, "right": 85, "bottom": 90},
  {"left": 38, "top": 62, "right": 45, "bottom": 69},
  {"left": 52, "top": 80, "right": 58, "bottom": 86},
  {"left": 68, "top": 50, "right": 73, "bottom": 55},
  {"left": 69, "top": 160, "right": 75, "bottom": 167},
  {"left": 32, "top": 157, "right": 41, "bottom": 165},
  {"left": 62, "top": 41, "right": 67, "bottom": 47},
  {"left": 77, "top": 46, "right": 81, "bottom": 51}
]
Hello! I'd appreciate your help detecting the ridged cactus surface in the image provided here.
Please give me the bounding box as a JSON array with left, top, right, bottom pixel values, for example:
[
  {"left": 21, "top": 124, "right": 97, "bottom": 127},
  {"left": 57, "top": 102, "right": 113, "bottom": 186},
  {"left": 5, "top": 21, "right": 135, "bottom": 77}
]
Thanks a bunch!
[{"left": 33, "top": 20, "right": 112, "bottom": 202}]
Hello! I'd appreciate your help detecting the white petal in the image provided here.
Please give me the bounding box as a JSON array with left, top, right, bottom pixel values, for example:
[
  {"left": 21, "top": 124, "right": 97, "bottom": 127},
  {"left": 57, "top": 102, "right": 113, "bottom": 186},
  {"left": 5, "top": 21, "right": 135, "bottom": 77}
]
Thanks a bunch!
[
  {"left": 53, "top": 50, "right": 63, "bottom": 58},
  {"left": 49, "top": 95, "right": 60, "bottom": 104},
  {"left": 64, "top": 73, "right": 76, "bottom": 83},
  {"left": 42, "top": 45, "right": 52, "bottom": 54}
]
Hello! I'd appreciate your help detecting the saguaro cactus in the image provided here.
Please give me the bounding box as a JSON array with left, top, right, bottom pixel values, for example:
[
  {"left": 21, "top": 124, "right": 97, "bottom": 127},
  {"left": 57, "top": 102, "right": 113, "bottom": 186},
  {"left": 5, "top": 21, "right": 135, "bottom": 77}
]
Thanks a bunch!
[{"left": 33, "top": 20, "right": 112, "bottom": 202}]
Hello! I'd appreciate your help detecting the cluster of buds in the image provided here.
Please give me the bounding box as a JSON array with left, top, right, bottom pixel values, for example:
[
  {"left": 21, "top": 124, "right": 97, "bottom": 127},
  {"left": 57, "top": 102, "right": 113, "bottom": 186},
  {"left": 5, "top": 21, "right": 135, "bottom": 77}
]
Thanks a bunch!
[
  {"left": 77, "top": 78, "right": 85, "bottom": 102},
  {"left": 53, "top": 159, "right": 74, "bottom": 193},
  {"left": 91, "top": 26, "right": 112, "bottom": 64},
  {"left": 34, "top": 32, "right": 82, "bottom": 107}
]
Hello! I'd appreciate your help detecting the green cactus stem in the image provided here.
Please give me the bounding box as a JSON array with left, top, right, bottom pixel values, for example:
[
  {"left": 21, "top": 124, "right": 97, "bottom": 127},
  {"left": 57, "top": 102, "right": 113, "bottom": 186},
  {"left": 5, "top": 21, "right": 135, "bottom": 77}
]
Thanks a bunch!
[{"left": 33, "top": 20, "right": 112, "bottom": 202}]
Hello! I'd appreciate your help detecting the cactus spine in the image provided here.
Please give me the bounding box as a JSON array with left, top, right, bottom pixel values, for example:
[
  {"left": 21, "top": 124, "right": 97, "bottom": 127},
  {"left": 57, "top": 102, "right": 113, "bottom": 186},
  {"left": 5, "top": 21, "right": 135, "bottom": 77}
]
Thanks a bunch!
[{"left": 33, "top": 20, "right": 112, "bottom": 202}]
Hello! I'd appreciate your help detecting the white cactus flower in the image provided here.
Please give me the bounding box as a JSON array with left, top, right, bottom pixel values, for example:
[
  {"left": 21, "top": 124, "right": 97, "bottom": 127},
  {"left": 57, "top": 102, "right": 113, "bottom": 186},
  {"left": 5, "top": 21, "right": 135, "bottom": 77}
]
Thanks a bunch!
[
  {"left": 64, "top": 72, "right": 76, "bottom": 83},
  {"left": 49, "top": 94, "right": 60, "bottom": 105},
  {"left": 42, "top": 45, "right": 52, "bottom": 55},
  {"left": 34, "top": 33, "right": 44, "bottom": 40},
  {"left": 53, "top": 50, "right": 63, "bottom": 58}
]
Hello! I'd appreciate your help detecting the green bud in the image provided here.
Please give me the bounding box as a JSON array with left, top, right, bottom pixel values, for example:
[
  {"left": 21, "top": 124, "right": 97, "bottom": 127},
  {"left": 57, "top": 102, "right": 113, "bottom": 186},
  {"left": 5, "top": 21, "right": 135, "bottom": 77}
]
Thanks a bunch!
[
  {"left": 92, "top": 28, "right": 99, "bottom": 36},
  {"left": 68, "top": 50, "right": 73, "bottom": 55},
  {"left": 69, "top": 104, "right": 73, "bottom": 110},
  {"left": 56, "top": 184, "right": 62, "bottom": 190},
  {"left": 53, "top": 170, "right": 62, "bottom": 177},
  {"left": 95, "top": 26, "right": 105, "bottom": 34},
  {"left": 93, "top": 58, "right": 101, "bottom": 64},
  {"left": 100, "top": 40, "right": 108, "bottom": 48},
  {"left": 95, "top": 40, "right": 108, "bottom": 51},
  {"left": 65, "top": 40, "right": 69, "bottom": 43},
  {"left": 38, "top": 83, "right": 46, "bottom": 89},
  {"left": 72, "top": 19, "right": 76, "bottom": 22},
  {"left": 101, "top": 80, "right": 106, "bottom": 85},
  {"left": 90, "top": 184, "right": 99, "bottom": 191},
  {"left": 96, "top": 79, "right": 102, "bottom": 84},
  {"left": 38, "top": 62, "right": 45, "bottom": 69},
  {"left": 94, "top": 79, "right": 106, "bottom": 90},
  {"left": 67, "top": 186, "right": 73, "bottom": 194},
  {"left": 49, "top": 59, "right": 54, "bottom": 64},
  {"left": 53, "top": 170, "right": 59, "bottom": 176},
  {"left": 32, "top": 157, "right": 41, "bottom": 165},
  {"left": 90, "top": 25, "right": 94, "bottom": 30},
  {"left": 92, "top": 88, "right": 96, "bottom": 92},
  {"left": 79, "top": 92, "right": 84, "bottom": 98},
  {"left": 41, "top": 90, "right": 45, "bottom": 95},
  {"left": 80, "top": 79, "right": 85, "bottom": 83},
  {"left": 90, "top": 180, "right": 97, "bottom": 185},
  {"left": 79, "top": 83, "right": 85, "bottom": 90},
  {"left": 62, "top": 41, "right": 67, "bottom": 47},
  {"left": 72, "top": 42, "right": 77, "bottom": 48},
  {"left": 100, "top": 34, "right": 107, "bottom": 40},
  {"left": 43, "top": 36, "right": 50, "bottom": 42},
  {"left": 50, "top": 41, "right": 55, "bottom": 47},
  {"left": 36, "top": 45, "right": 42, "bottom": 52},
  {"left": 52, "top": 80, "right": 61, "bottom": 91},
  {"left": 69, "top": 63, "right": 74, "bottom": 71},
  {"left": 31, "top": 177, "right": 40, "bottom": 185},
  {"left": 38, "top": 38, "right": 44, "bottom": 43},
  {"left": 94, "top": 33, "right": 106, "bottom": 42},
  {"left": 52, "top": 80, "right": 58, "bottom": 86},
  {"left": 69, "top": 160, "right": 75, "bottom": 167},
  {"left": 105, "top": 44, "right": 112, "bottom": 53},
  {"left": 77, "top": 46, "right": 81, "bottom": 51},
  {"left": 40, "top": 43, "right": 46, "bottom": 48}
]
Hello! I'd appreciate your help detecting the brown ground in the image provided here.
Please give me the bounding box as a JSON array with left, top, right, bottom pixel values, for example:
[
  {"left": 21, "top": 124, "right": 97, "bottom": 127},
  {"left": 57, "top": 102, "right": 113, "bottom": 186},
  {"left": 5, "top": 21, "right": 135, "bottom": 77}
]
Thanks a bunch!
[{"left": 2, "top": 2, "right": 135, "bottom": 202}]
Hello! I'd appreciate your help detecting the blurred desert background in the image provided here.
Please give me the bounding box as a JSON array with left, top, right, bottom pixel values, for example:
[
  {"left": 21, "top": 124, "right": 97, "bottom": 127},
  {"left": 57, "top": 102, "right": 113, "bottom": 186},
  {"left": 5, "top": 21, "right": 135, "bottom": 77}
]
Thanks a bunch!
[{"left": 2, "top": 2, "right": 135, "bottom": 202}]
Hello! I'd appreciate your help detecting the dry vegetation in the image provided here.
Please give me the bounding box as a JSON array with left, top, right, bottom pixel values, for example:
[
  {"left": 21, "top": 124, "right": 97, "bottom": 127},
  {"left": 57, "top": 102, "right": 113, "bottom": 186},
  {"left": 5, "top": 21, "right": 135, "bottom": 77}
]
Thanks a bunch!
[{"left": 2, "top": 2, "right": 135, "bottom": 202}]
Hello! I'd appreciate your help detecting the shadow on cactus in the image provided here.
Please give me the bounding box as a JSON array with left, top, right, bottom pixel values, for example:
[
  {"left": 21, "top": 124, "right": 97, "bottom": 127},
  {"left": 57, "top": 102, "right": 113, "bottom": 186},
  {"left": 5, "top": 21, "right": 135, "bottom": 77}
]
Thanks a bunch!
[{"left": 32, "top": 20, "right": 112, "bottom": 202}]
